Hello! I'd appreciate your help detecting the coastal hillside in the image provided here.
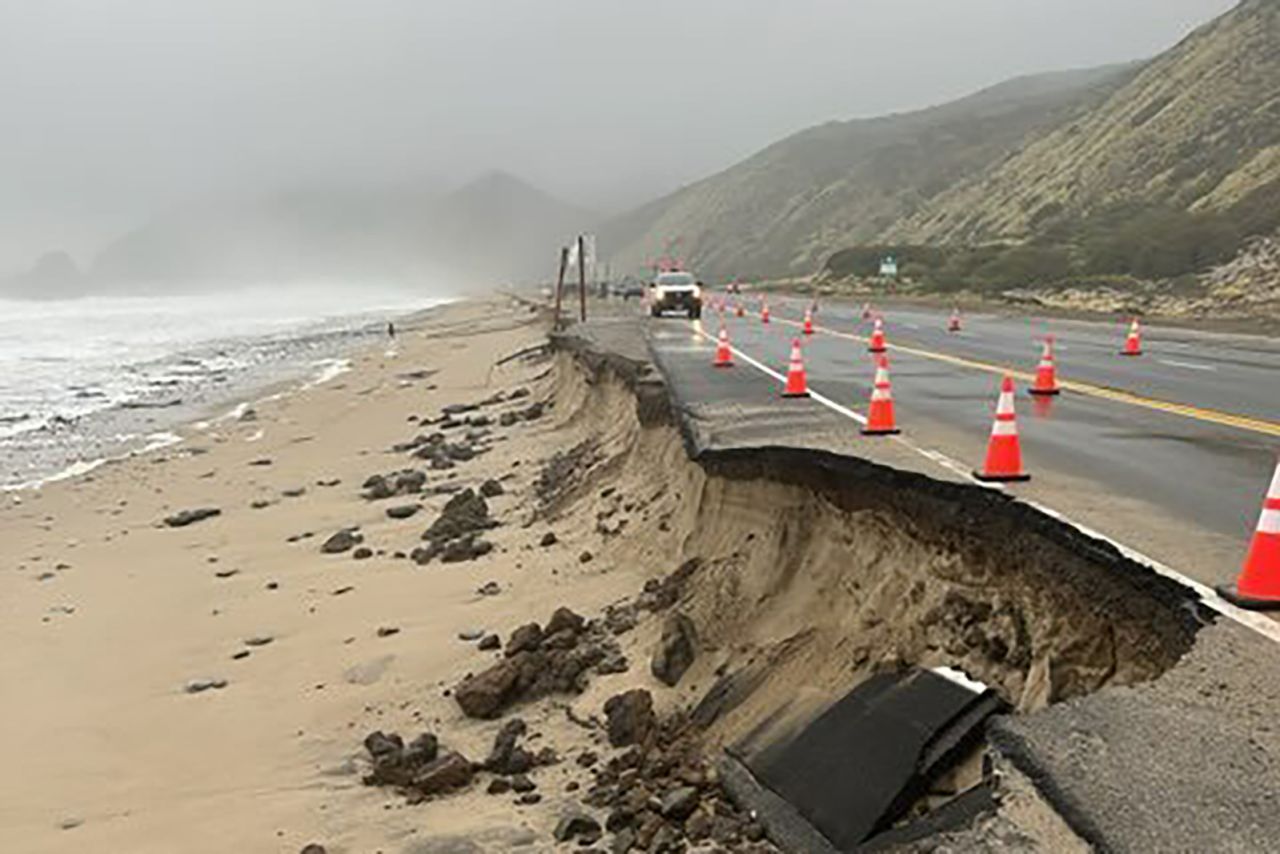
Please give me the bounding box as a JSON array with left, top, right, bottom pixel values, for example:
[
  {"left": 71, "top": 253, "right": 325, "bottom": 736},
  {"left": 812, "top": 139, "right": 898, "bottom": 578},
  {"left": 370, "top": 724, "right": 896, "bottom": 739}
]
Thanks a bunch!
[
  {"left": 890, "top": 0, "right": 1280, "bottom": 244},
  {"left": 605, "top": 0, "right": 1280, "bottom": 317},
  {"left": 599, "top": 64, "right": 1137, "bottom": 280}
]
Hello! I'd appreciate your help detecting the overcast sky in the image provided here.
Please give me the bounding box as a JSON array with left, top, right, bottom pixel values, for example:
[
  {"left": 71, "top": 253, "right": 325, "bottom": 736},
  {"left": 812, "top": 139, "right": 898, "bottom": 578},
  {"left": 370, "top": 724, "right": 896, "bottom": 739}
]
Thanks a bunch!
[{"left": 0, "top": 0, "right": 1237, "bottom": 272}]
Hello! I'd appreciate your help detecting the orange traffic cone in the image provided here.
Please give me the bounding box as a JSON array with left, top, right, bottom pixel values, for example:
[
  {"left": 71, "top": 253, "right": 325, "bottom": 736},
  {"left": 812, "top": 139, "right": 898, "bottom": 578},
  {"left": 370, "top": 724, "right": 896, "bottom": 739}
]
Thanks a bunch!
[
  {"left": 713, "top": 326, "right": 733, "bottom": 368},
  {"left": 869, "top": 317, "right": 887, "bottom": 353},
  {"left": 1120, "top": 318, "right": 1143, "bottom": 356},
  {"left": 1029, "top": 337, "right": 1060, "bottom": 396},
  {"left": 735, "top": 302, "right": 745, "bottom": 318},
  {"left": 803, "top": 307, "right": 814, "bottom": 336},
  {"left": 948, "top": 308, "right": 962, "bottom": 333},
  {"left": 781, "top": 339, "right": 810, "bottom": 398},
  {"left": 974, "top": 376, "right": 1031, "bottom": 482},
  {"left": 761, "top": 300, "right": 771, "bottom": 324},
  {"left": 1217, "top": 460, "right": 1280, "bottom": 609},
  {"left": 861, "top": 356, "right": 900, "bottom": 435}
]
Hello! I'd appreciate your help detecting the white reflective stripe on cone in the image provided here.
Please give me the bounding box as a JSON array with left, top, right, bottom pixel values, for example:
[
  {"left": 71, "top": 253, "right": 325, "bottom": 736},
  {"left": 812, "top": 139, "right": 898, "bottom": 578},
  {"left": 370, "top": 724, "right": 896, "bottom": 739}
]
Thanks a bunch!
[
  {"left": 991, "top": 420, "right": 1019, "bottom": 437},
  {"left": 1259, "top": 508, "right": 1280, "bottom": 535},
  {"left": 996, "top": 394, "right": 1016, "bottom": 416}
]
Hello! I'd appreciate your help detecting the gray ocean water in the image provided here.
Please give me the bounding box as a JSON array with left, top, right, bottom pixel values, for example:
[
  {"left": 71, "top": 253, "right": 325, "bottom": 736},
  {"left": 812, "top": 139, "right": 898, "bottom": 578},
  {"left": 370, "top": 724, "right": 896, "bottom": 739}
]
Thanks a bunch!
[{"left": 0, "top": 286, "right": 449, "bottom": 489}]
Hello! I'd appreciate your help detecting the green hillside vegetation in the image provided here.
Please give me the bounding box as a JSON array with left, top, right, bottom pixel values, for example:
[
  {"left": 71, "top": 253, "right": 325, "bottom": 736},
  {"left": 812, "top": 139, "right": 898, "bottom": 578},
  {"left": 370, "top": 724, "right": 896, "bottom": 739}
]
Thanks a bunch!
[{"left": 828, "top": 182, "right": 1280, "bottom": 294}]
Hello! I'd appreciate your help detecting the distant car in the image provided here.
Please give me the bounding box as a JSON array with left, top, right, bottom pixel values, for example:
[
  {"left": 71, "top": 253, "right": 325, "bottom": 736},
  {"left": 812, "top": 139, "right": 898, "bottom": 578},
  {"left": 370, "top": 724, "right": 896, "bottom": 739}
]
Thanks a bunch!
[
  {"left": 648, "top": 271, "right": 703, "bottom": 319},
  {"left": 611, "top": 280, "right": 645, "bottom": 300}
]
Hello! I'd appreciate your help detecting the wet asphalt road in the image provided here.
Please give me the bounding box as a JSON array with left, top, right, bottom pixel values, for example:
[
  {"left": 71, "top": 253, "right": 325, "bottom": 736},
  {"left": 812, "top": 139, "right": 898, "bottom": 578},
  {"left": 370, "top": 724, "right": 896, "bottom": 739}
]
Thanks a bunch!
[{"left": 645, "top": 293, "right": 1280, "bottom": 581}]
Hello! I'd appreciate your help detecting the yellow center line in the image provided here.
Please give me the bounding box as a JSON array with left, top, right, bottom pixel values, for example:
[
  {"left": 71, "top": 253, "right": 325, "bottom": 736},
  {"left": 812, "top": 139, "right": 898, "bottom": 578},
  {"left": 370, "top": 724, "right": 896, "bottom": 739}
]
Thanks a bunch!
[{"left": 767, "top": 314, "right": 1280, "bottom": 439}]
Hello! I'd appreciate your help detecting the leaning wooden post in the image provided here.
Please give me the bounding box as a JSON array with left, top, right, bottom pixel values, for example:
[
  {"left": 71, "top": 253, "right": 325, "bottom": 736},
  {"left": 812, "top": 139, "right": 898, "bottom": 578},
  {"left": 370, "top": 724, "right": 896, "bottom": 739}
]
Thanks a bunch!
[{"left": 553, "top": 246, "right": 569, "bottom": 330}]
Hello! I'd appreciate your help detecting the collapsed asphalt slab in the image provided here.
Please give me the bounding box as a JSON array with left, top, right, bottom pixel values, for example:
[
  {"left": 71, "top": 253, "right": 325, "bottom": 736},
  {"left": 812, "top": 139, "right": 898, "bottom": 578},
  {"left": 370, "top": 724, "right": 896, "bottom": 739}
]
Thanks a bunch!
[
  {"left": 557, "top": 308, "right": 1280, "bottom": 852},
  {"left": 727, "top": 667, "right": 1004, "bottom": 852}
]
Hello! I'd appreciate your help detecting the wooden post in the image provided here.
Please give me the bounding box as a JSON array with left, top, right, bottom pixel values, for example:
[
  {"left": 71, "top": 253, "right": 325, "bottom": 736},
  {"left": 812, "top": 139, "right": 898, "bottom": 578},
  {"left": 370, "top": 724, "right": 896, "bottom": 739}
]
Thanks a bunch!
[
  {"left": 553, "top": 246, "right": 569, "bottom": 330},
  {"left": 577, "top": 234, "right": 588, "bottom": 323}
]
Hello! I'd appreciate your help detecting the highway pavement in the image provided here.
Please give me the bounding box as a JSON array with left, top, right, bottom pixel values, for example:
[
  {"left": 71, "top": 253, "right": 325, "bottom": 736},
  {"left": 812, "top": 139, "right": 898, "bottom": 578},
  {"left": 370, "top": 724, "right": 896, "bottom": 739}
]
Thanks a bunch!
[{"left": 645, "top": 292, "right": 1280, "bottom": 597}]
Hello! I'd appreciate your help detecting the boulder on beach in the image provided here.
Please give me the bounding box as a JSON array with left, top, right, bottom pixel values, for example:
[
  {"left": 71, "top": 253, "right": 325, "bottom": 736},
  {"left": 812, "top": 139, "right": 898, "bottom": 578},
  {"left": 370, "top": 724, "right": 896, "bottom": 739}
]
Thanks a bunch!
[{"left": 163, "top": 507, "right": 221, "bottom": 527}]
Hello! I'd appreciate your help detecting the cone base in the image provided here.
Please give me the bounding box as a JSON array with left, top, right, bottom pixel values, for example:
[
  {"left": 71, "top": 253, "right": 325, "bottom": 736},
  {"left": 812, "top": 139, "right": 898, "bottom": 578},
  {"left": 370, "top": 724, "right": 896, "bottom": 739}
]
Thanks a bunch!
[
  {"left": 1028, "top": 388, "right": 1060, "bottom": 396},
  {"left": 713, "top": 362, "right": 734, "bottom": 368},
  {"left": 1119, "top": 351, "right": 1143, "bottom": 357},
  {"left": 972, "top": 470, "right": 1031, "bottom": 483},
  {"left": 868, "top": 346, "right": 886, "bottom": 354},
  {"left": 1215, "top": 582, "right": 1280, "bottom": 611},
  {"left": 861, "top": 427, "right": 901, "bottom": 436},
  {"left": 781, "top": 391, "right": 810, "bottom": 399}
]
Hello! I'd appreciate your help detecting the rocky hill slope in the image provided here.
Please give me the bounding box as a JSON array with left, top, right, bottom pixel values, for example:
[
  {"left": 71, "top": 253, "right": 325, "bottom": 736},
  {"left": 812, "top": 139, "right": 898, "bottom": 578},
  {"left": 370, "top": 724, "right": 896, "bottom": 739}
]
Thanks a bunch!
[
  {"left": 600, "top": 65, "right": 1135, "bottom": 280},
  {"left": 890, "top": 0, "right": 1279, "bottom": 244}
]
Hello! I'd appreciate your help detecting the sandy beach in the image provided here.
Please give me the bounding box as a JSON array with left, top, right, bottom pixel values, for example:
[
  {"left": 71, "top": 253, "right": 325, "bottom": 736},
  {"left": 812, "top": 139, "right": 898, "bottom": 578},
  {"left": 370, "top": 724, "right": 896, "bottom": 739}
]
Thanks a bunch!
[{"left": 0, "top": 295, "right": 698, "bottom": 853}]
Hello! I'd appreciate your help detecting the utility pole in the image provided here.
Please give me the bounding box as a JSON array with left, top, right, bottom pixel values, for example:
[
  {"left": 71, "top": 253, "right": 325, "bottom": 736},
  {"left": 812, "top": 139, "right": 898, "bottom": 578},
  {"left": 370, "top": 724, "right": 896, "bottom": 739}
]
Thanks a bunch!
[
  {"left": 553, "top": 246, "right": 569, "bottom": 330},
  {"left": 577, "top": 234, "right": 588, "bottom": 323}
]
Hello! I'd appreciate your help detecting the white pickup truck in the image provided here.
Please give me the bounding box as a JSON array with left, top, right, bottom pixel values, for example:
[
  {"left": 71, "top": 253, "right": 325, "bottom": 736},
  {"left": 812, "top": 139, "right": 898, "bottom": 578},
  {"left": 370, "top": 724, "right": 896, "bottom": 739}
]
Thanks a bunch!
[{"left": 648, "top": 271, "right": 704, "bottom": 319}]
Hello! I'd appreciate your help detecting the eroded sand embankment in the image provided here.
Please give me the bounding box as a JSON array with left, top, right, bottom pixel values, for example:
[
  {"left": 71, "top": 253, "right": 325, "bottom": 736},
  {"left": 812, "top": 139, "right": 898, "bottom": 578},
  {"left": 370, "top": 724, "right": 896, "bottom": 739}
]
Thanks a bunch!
[{"left": 475, "top": 324, "right": 1209, "bottom": 849}]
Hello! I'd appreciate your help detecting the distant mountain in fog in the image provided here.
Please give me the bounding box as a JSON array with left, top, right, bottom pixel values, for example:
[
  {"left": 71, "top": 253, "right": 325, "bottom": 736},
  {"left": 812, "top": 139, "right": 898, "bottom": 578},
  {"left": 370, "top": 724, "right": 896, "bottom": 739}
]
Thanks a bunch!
[
  {"left": 2, "top": 250, "right": 85, "bottom": 299},
  {"left": 1, "top": 171, "right": 591, "bottom": 298}
]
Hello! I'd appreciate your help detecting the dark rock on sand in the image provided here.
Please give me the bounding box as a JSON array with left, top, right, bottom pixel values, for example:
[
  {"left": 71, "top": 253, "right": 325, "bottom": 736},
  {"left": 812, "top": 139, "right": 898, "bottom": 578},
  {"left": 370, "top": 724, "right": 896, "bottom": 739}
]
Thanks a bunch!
[
  {"left": 414, "top": 489, "right": 497, "bottom": 564},
  {"left": 660, "top": 786, "right": 700, "bottom": 820},
  {"left": 604, "top": 690, "right": 655, "bottom": 747},
  {"left": 352, "top": 547, "right": 373, "bottom": 560},
  {"left": 546, "top": 606, "right": 585, "bottom": 637},
  {"left": 554, "top": 813, "right": 602, "bottom": 844},
  {"left": 485, "top": 719, "right": 535, "bottom": 775},
  {"left": 478, "top": 633, "right": 501, "bottom": 651},
  {"left": 454, "top": 608, "right": 626, "bottom": 719},
  {"left": 362, "top": 730, "right": 476, "bottom": 798},
  {"left": 454, "top": 660, "right": 523, "bottom": 719},
  {"left": 413, "top": 751, "right": 473, "bottom": 795},
  {"left": 363, "top": 469, "right": 428, "bottom": 500},
  {"left": 505, "top": 623, "right": 543, "bottom": 656},
  {"left": 184, "top": 677, "right": 228, "bottom": 694},
  {"left": 479, "top": 478, "right": 504, "bottom": 498},
  {"left": 651, "top": 612, "right": 697, "bottom": 687},
  {"left": 299, "top": 845, "right": 326, "bottom": 854},
  {"left": 164, "top": 507, "right": 221, "bottom": 527},
  {"left": 321, "top": 529, "right": 362, "bottom": 554},
  {"left": 539, "top": 531, "right": 558, "bottom": 547},
  {"left": 386, "top": 503, "right": 421, "bottom": 519}
]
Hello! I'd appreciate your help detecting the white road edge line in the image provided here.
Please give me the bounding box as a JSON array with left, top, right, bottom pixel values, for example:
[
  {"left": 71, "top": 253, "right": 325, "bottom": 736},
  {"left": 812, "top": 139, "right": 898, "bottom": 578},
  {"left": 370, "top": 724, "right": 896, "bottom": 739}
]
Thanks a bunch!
[
  {"left": 1158, "top": 358, "right": 1217, "bottom": 372},
  {"left": 692, "top": 321, "right": 1280, "bottom": 645}
]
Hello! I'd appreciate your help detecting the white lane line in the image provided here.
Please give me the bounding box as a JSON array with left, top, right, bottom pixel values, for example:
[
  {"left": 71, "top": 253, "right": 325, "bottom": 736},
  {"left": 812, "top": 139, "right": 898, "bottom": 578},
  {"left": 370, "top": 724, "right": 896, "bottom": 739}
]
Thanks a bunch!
[
  {"left": 703, "top": 328, "right": 868, "bottom": 425},
  {"left": 692, "top": 325, "right": 994, "bottom": 487},
  {"left": 688, "top": 319, "right": 1280, "bottom": 644},
  {"left": 1158, "top": 358, "right": 1217, "bottom": 372}
]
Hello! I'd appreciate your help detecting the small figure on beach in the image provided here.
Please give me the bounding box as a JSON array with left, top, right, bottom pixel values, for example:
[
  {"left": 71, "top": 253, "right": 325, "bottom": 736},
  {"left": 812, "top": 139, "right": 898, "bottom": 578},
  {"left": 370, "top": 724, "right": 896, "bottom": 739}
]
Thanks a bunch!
[{"left": 387, "top": 321, "right": 396, "bottom": 339}]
